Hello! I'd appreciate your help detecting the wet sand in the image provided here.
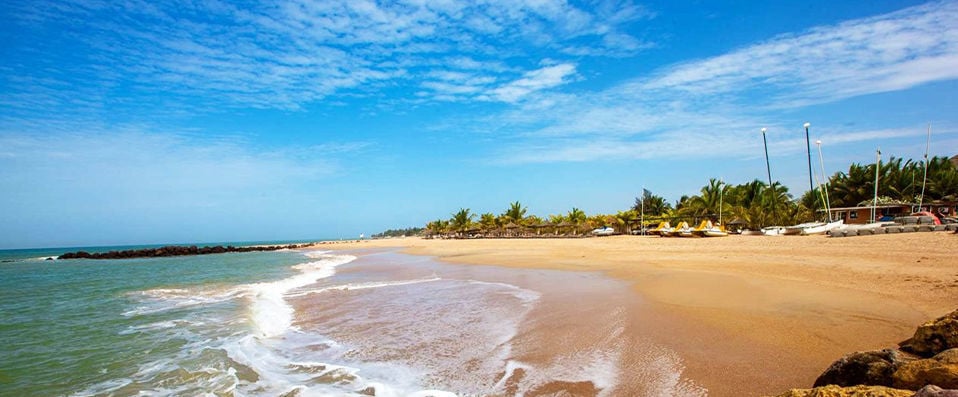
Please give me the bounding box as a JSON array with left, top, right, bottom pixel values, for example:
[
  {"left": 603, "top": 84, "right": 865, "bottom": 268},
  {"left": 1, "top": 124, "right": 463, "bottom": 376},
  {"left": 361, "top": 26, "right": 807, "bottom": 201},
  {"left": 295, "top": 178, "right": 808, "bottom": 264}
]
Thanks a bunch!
[
  {"left": 311, "top": 233, "right": 958, "bottom": 396},
  {"left": 289, "top": 250, "right": 688, "bottom": 396}
]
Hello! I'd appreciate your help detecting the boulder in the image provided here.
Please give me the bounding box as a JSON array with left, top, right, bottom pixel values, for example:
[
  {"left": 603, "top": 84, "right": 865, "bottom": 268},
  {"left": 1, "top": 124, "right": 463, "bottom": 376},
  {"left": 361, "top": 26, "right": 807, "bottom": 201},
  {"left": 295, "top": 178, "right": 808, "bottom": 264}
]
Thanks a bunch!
[
  {"left": 912, "top": 385, "right": 958, "bottom": 397},
  {"left": 900, "top": 310, "right": 958, "bottom": 358},
  {"left": 772, "top": 385, "right": 915, "bottom": 397},
  {"left": 892, "top": 348, "right": 958, "bottom": 390},
  {"left": 814, "top": 349, "right": 912, "bottom": 387}
]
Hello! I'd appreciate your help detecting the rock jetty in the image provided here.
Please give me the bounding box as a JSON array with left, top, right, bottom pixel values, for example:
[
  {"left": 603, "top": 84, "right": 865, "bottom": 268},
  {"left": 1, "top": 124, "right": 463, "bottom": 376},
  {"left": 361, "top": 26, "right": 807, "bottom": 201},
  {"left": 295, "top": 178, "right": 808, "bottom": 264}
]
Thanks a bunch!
[
  {"left": 772, "top": 309, "right": 958, "bottom": 397},
  {"left": 58, "top": 243, "right": 312, "bottom": 260}
]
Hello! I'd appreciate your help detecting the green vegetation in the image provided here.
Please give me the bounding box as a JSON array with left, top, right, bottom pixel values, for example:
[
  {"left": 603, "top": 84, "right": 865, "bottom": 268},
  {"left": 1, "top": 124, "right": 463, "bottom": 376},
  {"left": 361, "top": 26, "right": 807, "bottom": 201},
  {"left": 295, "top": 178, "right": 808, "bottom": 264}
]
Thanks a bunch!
[
  {"left": 395, "top": 155, "right": 958, "bottom": 237},
  {"left": 372, "top": 227, "right": 425, "bottom": 238},
  {"left": 825, "top": 156, "right": 958, "bottom": 207}
]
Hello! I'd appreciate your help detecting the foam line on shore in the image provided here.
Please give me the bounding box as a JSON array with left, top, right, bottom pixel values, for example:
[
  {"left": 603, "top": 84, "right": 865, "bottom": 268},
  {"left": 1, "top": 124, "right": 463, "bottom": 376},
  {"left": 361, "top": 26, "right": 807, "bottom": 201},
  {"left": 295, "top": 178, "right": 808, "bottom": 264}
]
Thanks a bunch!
[
  {"left": 287, "top": 276, "right": 443, "bottom": 297},
  {"left": 249, "top": 251, "right": 356, "bottom": 338}
]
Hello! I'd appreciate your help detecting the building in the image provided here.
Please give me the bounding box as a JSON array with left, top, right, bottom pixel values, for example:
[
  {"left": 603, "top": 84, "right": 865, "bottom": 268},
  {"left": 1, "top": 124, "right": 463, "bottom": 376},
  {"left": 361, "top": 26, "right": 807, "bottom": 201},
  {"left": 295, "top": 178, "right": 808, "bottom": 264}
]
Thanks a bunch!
[{"left": 827, "top": 202, "right": 957, "bottom": 224}]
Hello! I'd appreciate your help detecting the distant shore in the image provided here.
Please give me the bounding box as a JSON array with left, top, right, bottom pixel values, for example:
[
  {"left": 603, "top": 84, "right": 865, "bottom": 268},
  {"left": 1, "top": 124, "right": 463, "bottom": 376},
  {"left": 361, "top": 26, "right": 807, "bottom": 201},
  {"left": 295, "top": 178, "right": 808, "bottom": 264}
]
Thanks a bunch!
[{"left": 311, "top": 234, "right": 958, "bottom": 396}]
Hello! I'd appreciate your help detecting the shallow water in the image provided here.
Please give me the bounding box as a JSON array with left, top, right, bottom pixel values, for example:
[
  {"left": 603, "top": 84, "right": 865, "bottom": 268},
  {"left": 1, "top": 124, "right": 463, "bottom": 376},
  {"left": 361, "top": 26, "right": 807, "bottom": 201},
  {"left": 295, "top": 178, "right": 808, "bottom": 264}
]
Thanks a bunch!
[{"left": 0, "top": 247, "right": 705, "bottom": 396}]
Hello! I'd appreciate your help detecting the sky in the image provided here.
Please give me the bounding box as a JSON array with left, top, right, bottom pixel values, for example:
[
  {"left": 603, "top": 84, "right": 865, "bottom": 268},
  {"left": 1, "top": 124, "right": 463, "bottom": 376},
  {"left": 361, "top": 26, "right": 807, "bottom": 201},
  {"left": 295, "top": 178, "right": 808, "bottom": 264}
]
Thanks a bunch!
[{"left": 1, "top": 0, "right": 957, "bottom": 248}]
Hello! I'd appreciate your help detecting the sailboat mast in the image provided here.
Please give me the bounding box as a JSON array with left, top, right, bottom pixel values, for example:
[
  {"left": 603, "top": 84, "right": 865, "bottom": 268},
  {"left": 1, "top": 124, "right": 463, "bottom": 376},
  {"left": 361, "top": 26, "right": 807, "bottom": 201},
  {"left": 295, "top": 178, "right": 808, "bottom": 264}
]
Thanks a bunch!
[
  {"left": 919, "top": 124, "right": 931, "bottom": 210},
  {"left": 872, "top": 147, "right": 881, "bottom": 223},
  {"left": 816, "top": 140, "right": 832, "bottom": 221},
  {"left": 804, "top": 123, "right": 814, "bottom": 194}
]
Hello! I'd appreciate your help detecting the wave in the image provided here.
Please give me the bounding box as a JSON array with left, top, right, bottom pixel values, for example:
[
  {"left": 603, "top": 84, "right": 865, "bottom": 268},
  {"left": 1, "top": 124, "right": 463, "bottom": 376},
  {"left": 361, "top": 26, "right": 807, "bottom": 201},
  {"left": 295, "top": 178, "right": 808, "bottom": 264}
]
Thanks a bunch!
[
  {"left": 95, "top": 250, "right": 684, "bottom": 396},
  {"left": 247, "top": 252, "right": 355, "bottom": 338},
  {"left": 286, "top": 276, "right": 443, "bottom": 298},
  {"left": 122, "top": 286, "right": 247, "bottom": 317}
]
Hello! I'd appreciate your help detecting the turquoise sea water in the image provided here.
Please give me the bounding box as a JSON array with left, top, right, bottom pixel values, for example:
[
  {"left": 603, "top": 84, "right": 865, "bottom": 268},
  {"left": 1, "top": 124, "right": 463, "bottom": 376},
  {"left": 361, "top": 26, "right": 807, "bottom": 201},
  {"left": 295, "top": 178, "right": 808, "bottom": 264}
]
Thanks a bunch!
[{"left": 0, "top": 247, "right": 306, "bottom": 396}]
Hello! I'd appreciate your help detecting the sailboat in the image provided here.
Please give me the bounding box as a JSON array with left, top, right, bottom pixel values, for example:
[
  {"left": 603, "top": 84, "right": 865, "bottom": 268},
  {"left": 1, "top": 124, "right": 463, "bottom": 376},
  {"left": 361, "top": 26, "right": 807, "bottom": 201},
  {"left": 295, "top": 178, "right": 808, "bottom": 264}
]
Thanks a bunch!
[
  {"left": 786, "top": 134, "right": 843, "bottom": 235},
  {"left": 830, "top": 147, "right": 899, "bottom": 237},
  {"left": 761, "top": 226, "right": 786, "bottom": 236}
]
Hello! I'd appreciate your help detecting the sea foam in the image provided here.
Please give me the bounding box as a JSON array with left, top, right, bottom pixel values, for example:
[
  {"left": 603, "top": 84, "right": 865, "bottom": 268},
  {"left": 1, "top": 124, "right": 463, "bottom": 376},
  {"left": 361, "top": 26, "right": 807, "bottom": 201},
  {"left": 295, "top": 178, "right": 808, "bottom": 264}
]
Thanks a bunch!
[{"left": 247, "top": 251, "right": 355, "bottom": 338}]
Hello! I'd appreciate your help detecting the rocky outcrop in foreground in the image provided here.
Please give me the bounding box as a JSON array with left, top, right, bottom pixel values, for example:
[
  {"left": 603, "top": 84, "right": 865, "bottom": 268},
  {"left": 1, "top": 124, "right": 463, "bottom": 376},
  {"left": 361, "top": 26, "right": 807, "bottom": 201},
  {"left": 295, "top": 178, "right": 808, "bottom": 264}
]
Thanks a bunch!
[
  {"left": 58, "top": 243, "right": 311, "bottom": 260},
  {"left": 773, "top": 309, "right": 958, "bottom": 397}
]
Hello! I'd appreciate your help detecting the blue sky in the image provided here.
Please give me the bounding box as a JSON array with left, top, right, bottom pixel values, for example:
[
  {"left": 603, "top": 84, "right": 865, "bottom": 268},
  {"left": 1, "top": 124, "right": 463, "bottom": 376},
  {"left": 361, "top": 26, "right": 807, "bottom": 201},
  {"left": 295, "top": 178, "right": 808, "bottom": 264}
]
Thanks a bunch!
[{"left": 2, "top": 0, "right": 957, "bottom": 248}]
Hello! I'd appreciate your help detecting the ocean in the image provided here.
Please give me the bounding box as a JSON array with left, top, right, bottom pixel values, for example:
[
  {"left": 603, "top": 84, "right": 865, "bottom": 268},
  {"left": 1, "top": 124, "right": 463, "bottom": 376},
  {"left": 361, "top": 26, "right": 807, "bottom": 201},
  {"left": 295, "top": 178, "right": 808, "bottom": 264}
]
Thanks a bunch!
[{"left": 0, "top": 244, "right": 704, "bottom": 396}]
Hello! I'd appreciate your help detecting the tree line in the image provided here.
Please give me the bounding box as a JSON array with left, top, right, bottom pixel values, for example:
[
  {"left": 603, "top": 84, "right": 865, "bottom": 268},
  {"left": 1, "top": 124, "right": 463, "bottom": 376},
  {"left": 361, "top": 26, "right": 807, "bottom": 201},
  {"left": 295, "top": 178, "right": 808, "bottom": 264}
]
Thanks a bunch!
[{"left": 382, "top": 155, "right": 957, "bottom": 237}]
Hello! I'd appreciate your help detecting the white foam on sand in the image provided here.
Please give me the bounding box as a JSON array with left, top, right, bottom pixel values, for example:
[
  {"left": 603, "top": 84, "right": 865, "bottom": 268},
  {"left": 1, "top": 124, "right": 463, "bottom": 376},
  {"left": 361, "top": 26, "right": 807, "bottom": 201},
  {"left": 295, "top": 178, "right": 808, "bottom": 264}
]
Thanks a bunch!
[
  {"left": 286, "top": 276, "right": 443, "bottom": 298},
  {"left": 630, "top": 344, "right": 708, "bottom": 397},
  {"left": 247, "top": 251, "right": 355, "bottom": 338},
  {"left": 96, "top": 250, "right": 700, "bottom": 396}
]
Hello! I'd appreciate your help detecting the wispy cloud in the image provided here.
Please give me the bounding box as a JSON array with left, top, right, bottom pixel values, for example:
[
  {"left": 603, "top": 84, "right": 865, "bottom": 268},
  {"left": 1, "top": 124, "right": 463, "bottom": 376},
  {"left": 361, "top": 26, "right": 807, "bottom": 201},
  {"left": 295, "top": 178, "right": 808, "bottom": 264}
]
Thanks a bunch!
[
  {"left": 487, "top": 63, "right": 578, "bottom": 103},
  {"left": 3, "top": 0, "right": 652, "bottom": 114},
  {"left": 640, "top": 1, "right": 958, "bottom": 107},
  {"left": 488, "top": 0, "right": 958, "bottom": 163}
]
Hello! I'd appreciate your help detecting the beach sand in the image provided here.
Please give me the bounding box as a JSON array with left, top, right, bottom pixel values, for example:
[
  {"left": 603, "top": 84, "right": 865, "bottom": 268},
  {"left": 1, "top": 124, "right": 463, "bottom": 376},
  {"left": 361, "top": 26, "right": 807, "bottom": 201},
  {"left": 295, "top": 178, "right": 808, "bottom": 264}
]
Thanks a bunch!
[{"left": 311, "top": 233, "right": 958, "bottom": 396}]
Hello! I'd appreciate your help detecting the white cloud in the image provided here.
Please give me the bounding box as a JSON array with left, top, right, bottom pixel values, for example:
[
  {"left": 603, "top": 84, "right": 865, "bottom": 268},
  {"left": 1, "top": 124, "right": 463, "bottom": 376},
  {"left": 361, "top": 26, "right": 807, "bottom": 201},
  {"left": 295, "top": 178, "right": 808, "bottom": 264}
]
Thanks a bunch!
[
  {"left": 486, "top": 1, "right": 958, "bottom": 164},
  {"left": 489, "top": 63, "right": 578, "bottom": 102},
  {"left": 4, "top": 0, "right": 651, "bottom": 113},
  {"left": 640, "top": 1, "right": 958, "bottom": 105}
]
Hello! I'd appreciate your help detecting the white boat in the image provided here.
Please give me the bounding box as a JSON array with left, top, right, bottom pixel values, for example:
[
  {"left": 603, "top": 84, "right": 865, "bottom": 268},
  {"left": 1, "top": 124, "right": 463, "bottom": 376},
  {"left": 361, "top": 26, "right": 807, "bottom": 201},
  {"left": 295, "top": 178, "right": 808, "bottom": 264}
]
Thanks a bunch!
[
  {"left": 660, "top": 221, "right": 687, "bottom": 237},
  {"left": 701, "top": 221, "right": 729, "bottom": 237},
  {"left": 646, "top": 221, "right": 671, "bottom": 236},
  {"left": 761, "top": 226, "right": 786, "bottom": 236},
  {"left": 799, "top": 219, "right": 844, "bottom": 235},
  {"left": 675, "top": 221, "right": 697, "bottom": 237},
  {"left": 784, "top": 221, "right": 822, "bottom": 235},
  {"left": 591, "top": 226, "right": 615, "bottom": 236}
]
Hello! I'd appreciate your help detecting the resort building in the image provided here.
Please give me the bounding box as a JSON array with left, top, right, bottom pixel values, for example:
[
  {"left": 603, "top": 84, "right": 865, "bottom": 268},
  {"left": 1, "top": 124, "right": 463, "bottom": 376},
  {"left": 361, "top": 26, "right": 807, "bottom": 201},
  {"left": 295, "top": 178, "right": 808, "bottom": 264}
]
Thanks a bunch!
[{"left": 827, "top": 202, "right": 957, "bottom": 224}]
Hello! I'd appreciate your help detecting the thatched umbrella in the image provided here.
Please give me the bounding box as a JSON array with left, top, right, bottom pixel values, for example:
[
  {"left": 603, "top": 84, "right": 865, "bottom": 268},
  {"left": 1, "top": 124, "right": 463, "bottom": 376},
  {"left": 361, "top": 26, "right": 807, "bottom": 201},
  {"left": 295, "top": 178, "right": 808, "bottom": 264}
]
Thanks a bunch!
[
  {"left": 462, "top": 227, "right": 481, "bottom": 238},
  {"left": 503, "top": 222, "right": 520, "bottom": 237},
  {"left": 556, "top": 221, "right": 574, "bottom": 235},
  {"left": 530, "top": 221, "right": 552, "bottom": 236}
]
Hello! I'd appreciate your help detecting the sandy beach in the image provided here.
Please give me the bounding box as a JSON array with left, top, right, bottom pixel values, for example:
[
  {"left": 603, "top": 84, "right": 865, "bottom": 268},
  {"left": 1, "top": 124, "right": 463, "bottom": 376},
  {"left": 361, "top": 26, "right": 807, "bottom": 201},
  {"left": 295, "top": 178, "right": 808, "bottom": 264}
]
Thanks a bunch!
[{"left": 312, "top": 233, "right": 958, "bottom": 396}]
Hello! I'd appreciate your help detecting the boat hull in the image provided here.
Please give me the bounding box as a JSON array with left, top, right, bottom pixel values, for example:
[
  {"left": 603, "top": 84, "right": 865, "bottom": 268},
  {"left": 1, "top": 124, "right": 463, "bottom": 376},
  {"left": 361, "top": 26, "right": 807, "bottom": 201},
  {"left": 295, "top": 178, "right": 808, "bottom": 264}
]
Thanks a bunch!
[
  {"left": 762, "top": 226, "right": 786, "bottom": 236},
  {"left": 799, "top": 220, "right": 844, "bottom": 235}
]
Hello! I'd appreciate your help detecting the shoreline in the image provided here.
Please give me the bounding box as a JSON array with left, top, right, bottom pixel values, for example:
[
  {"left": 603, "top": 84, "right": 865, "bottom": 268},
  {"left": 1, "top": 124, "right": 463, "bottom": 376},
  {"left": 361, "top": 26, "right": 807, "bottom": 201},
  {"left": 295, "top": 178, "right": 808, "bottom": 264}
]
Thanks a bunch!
[{"left": 310, "top": 234, "right": 958, "bottom": 396}]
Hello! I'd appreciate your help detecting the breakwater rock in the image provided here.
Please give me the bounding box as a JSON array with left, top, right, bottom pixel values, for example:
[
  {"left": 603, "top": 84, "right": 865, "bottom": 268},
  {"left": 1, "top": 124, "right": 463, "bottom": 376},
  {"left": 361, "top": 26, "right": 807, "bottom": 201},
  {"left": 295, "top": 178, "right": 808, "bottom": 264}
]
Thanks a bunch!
[
  {"left": 772, "top": 309, "right": 958, "bottom": 397},
  {"left": 58, "top": 243, "right": 312, "bottom": 260}
]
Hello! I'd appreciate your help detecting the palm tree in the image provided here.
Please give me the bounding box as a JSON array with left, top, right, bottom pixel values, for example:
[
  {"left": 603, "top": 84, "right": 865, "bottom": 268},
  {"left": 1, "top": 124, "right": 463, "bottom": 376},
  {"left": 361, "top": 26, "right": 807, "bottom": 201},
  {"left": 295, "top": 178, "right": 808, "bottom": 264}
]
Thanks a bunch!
[
  {"left": 925, "top": 156, "right": 958, "bottom": 201},
  {"left": 567, "top": 207, "right": 586, "bottom": 224},
  {"left": 503, "top": 201, "right": 527, "bottom": 225},
  {"left": 426, "top": 219, "right": 449, "bottom": 237},
  {"left": 721, "top": 179, "right": 796, "bottom": 229},
  {"left": 548, "top": 214, "right": 565, "bottom": 224},
  {"left": 828, "top": 163, "right": 874, "bottom": 208},
  {"left": 764, "top": 182, "right": 795, "bottom": 226},
  {"left": 615, "top": 210, "right": 638, "bottom": 234},
  {"left": 479, "top": 212, "right": 497, "bottom": 235},
  {"left": 450, "top": 208, "right": 474, "bottom": 235},
  {"left": 567, "top": 207, "right": 587, "bottom": 234},
  {"left": 680, "top": 179, "right": 728, "bottom": 221},
  {"left": 633, "top": 190, "right": 672, "bottom": 217}
]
